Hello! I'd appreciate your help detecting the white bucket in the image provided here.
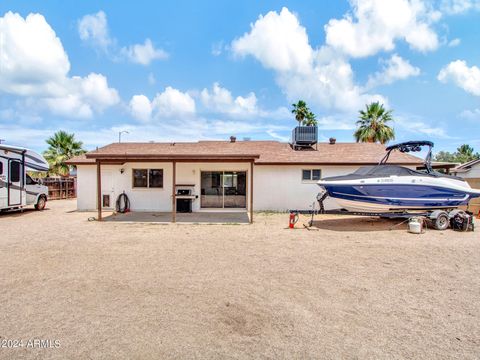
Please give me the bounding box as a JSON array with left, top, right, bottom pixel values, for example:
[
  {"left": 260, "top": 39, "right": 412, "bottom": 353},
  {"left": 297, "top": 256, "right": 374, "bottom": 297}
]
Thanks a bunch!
[{"left": 408, "top": 217, "right": 424, "bottom": 234}]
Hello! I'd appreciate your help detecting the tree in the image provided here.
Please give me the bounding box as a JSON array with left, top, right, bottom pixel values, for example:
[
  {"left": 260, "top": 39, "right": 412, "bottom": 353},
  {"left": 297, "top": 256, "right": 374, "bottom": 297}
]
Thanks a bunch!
[
  {"left": 354, "top": 102, "right": 395, "bottom": 144},
  {"left": 434, "top": 144, "right": 480, "bottom": 163},
  {"left": 291, "top": 100, "right": 317, "bottom": 126},
  {"left": 43, "top": 131, "right": 86, "bottom": 176}
]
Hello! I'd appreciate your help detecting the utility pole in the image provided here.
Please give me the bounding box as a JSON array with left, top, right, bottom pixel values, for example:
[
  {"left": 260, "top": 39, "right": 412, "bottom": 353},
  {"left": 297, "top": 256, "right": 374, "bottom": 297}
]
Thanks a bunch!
[{"left": 118, "top": 131, "right": 129, "bottom": 143}]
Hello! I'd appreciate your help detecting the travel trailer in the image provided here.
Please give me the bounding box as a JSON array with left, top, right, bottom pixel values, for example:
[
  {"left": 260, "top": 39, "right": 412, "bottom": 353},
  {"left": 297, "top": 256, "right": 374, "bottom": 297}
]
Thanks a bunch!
[{"left": 0, "top": 144, "right": 49, "bottom": 211}]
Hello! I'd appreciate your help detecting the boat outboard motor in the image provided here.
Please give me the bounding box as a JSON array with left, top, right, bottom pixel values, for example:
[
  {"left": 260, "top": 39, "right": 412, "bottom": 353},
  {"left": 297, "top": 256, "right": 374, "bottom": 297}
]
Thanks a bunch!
[{"left": 450, "top": 211, "right": 474, "bottom": 232}]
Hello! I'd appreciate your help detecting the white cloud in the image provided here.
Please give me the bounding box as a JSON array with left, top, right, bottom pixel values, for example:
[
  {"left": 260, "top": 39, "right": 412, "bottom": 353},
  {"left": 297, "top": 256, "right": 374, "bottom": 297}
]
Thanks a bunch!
[
  {"left": 200, "top": 83, "right": 258, "bottom": 116},
  {"left": 0, "top": 12, "right": 119, "bottom": 119},
  {"left": 129, "top": 87, "right": 196, "bottom": 121},
  {"left": 78, "top": 11, "right": 168, "bottom": 66},
  {"left": 440, "top": 0, "right": 480, "bottom": 14},
  {"left": 324, "top": 0, "right": 439, "bottom": 58},
  {"left": 78, "top": 11, "right": 112, "bottom": 51},
  {"left": 232, "top": 7, "right": 313, "bottom": 73},
  {"left": 366, "top": 54, "right": 420, "bottom": 88},
  {"left": 211, "top": 41, "right": 225, "bottom": 56},
  {"left": 459, "top": 108, "right": 480, "bottom": 120},
  {"left": 231, "top": 7, "right": 385, "bottom": 112},
  {"left": 438, "top": 60, "right": 480, "bottom": 96},
  {"left": 129, "top": 95, "right": 152, "bottom": 122},
  {"left": 396, "top": 115, "right": 452, "bottom": 139},
  {"left": 121, "top": 38, "right": 168, "bottom": 65},
  {"left": 448, "top": 38, "right": 461, "bottom": 47}
]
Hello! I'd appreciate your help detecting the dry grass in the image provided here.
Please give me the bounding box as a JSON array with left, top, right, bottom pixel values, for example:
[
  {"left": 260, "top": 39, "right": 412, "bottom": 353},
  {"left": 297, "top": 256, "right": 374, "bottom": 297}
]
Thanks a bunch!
[{"left": 1, "top": 200, "right": 479, "bottom": 359}]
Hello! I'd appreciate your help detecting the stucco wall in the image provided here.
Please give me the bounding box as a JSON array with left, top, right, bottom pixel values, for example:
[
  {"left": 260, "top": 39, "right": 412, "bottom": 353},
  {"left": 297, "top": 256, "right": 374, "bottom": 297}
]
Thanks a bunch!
[{"left": 253, "top": 165, "right": 359, "bottom": 211}]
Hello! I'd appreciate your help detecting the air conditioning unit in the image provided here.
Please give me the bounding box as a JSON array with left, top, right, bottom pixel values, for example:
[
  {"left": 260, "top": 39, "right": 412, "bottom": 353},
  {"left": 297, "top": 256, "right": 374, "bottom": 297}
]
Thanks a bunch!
[{"left": 291, "top": 126, "right": 318, "bottom": 150}]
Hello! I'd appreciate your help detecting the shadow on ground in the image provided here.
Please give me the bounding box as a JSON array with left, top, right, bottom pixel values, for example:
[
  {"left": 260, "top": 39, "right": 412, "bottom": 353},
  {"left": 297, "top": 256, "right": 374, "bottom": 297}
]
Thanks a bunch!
[{"left": 310, "top": 216, "right": 407, "bottom": 232}]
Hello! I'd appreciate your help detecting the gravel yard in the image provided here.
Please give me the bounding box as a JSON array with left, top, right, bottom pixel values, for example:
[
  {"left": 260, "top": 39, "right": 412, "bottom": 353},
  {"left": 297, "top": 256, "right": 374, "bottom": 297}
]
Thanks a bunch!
[{"left": 1, "top": 200, "right": 479, "bottom": 359}]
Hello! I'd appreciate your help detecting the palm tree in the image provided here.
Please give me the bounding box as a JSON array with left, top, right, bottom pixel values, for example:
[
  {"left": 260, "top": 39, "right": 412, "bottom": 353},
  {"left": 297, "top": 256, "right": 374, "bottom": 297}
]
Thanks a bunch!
[
  {"left": 456, "top": 144, "right": 478, "bottom": 163},
  {"left": 354, "top": 102, "right": 395, "bottom": 144},
  {"left": 43, "top": 131, "right": 86, "bottom": 176},
  {"left": 291, "top": 100, "right": 309, "bottom": 125},
  {"left": 303, "top": 111, "right": 317, "bottom": 126}
]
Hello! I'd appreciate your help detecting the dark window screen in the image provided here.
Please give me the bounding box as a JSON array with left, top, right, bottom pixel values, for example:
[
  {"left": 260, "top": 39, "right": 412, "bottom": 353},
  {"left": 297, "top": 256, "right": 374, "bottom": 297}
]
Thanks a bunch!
[
  {"left": 133, "top": 169, "right": 148, "bottom": 187},
  {"left": 0, "top": 161, "right": 3, "bottom": 175},
  {"left": 10, "top": 161, "right": 21, "bottom": 182},
  {"left": 302, "top": 170, "right": 311, "bottom": 181},
  {"left": 149, "top": 169, "right": 163, "bottom": 188}
]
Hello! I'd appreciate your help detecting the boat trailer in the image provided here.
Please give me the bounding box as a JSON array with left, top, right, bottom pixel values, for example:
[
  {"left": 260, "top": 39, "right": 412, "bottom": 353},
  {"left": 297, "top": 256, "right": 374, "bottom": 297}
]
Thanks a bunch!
[{"left": 289, "top": 192, "right": 475, "bottom": 231}]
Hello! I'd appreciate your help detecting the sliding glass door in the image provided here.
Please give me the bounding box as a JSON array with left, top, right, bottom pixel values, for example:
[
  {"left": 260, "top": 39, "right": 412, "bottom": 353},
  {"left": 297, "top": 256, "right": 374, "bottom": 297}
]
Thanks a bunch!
[{"left": 201, "top": 171, "right": 246, "bottom": 209}]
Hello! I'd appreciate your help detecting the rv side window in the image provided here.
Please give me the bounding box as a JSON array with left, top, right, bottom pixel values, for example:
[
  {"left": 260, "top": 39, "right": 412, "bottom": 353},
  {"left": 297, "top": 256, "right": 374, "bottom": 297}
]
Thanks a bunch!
[
  {"left": 10, "top": 161, "right": 21, "bottom": 182},
  {"left": 0, "top": 161, "right": 3, "bottom": 175}
]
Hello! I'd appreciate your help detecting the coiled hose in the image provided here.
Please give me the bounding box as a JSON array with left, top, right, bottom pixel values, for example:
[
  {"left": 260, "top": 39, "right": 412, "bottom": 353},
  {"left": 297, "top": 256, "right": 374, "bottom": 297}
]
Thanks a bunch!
[{"left": 116, "top": 192, "right": 130, "bottom": 213}]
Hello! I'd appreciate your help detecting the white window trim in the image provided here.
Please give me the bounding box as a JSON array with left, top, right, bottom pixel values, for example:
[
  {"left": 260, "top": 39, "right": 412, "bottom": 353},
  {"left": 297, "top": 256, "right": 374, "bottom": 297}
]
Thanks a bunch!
[{"left": 302, "top": 169, "right": 322, "bottom": 183}]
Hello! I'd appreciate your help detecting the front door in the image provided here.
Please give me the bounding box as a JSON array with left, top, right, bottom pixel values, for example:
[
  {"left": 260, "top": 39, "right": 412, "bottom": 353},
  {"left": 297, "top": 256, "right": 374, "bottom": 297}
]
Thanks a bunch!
[
  {"left": 8, "top": 159, "right": 22, "bottom": 206},
  {"left": 200, "top": 171, "right": 246, "bottom": 209}
]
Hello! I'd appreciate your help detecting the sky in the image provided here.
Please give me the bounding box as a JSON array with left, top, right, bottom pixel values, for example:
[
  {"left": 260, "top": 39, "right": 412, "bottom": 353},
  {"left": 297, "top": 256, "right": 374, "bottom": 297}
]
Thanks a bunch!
[{"left": 1, "top": 0, "right": 480, "bottom": 154}]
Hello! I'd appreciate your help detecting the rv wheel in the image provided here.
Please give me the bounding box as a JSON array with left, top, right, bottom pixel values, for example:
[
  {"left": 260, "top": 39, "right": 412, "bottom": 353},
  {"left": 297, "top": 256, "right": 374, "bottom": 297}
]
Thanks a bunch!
[{"left": 35, "top": 195, "right": 46, "bottom": 211}]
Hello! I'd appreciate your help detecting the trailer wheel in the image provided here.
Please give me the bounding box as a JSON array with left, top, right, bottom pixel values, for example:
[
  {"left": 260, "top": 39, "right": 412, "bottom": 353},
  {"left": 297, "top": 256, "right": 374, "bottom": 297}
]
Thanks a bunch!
[
  {"left": 35, "top": 195, "right": 46, "bottom": 211},
  {"left": 433, "top": 212, "right": 449, "bottom": 230}
]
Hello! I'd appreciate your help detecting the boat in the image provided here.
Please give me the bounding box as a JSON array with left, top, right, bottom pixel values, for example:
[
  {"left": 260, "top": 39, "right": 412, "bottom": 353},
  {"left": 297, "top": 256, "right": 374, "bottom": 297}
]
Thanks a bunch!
[{"left": 317, "top": 141, "right": 480, "bottom": 213}]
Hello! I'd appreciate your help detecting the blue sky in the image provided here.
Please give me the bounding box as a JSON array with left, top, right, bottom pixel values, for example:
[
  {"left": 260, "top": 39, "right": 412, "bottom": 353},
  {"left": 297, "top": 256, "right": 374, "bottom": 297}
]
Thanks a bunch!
[{"left": 1, "top": 0, "right": 480, "bottom": 154}]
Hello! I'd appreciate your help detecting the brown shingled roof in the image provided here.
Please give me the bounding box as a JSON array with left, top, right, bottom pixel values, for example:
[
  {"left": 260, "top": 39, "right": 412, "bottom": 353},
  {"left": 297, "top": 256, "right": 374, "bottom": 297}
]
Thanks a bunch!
[{"left": 66, "top": 141, "right": 423, "bottom": 165}]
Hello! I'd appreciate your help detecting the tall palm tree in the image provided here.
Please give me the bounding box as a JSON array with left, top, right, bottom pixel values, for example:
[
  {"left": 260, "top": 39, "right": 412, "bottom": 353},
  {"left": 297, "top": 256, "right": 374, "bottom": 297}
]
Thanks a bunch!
[
  {"left": 354, "top": 102, "right": 395, "bottom": 144},
  {"left": 291, "top": 100, "right": 309, "bottom": 125},
  {"left": 43, "top": 131, "right": 86, "bottom": 176},
  {"left": 303, "top": 111, "right": 317, "bottom": 126}
]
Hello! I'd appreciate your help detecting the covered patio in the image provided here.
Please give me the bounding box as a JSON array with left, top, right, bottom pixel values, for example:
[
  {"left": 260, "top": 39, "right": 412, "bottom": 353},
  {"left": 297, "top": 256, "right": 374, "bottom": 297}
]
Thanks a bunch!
[{"left": 103, "top": 211, "right": 250, "bottom": 224}]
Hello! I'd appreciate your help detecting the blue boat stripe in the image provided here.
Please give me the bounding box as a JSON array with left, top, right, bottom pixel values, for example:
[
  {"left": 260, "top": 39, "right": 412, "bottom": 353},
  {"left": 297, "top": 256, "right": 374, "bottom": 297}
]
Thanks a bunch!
[{"left": 330, "top": 191, "right": 470, "bottom": 202}]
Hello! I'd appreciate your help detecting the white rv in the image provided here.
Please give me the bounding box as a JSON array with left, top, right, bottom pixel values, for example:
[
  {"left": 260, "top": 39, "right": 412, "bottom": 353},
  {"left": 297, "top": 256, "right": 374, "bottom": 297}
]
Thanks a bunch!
[{"left": 0, "top": 144, "right": 49, "bottom": 212}]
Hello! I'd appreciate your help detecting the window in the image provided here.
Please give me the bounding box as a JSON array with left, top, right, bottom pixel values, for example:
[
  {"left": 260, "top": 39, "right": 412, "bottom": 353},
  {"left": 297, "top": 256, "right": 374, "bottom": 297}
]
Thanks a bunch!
[
  {"left": 132, "top": 168, "right": 163, "bottom": 188},
  {"left": 149, "top": 169, "right": 163, "bottom": 188},
  {"left": 302, "top": 169, "right": 322, "bottom": 182},
  {"left": 26, "top": 174, "right": 37, "bottom": 185},
  {"left": 10, "top": 161, "right": 21, "bottom": 182},
  {"left": 0, "top": 161, "right": 3, "bottom": 175}
]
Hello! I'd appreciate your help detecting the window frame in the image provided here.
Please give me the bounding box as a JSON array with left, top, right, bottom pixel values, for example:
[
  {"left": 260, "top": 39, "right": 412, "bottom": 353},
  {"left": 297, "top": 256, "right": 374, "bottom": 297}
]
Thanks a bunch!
[
  {"left": 132, "top": 168, "right": 164, "bottom": 189},
  {"left": 302, "top": 168, "right": 322, "bottom": 183}
]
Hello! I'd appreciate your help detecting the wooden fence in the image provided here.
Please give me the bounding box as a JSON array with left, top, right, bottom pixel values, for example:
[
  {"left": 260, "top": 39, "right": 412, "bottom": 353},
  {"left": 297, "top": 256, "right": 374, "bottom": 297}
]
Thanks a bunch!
[{"left": 41, "top": 177, "right": 77, "bottom": 200}]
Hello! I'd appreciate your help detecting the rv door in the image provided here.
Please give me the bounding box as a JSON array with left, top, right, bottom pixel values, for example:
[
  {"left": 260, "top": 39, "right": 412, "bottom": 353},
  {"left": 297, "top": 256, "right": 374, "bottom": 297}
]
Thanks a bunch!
[
  {"left": 0, "top": 158, "right": 6, "bottom": 208},
  {"left": 8, "top": 159, "right": 23, "bottom": 206}
]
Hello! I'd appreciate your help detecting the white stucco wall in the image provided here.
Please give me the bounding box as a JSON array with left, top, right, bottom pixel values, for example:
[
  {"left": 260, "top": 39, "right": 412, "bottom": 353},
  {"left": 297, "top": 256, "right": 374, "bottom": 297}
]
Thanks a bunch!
[{"left": 253, "top": 165, "right": 360, "bottom": 211}]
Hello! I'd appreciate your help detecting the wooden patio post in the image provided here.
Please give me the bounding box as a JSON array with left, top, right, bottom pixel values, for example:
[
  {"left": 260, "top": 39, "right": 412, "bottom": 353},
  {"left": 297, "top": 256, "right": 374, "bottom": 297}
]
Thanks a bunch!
[
  {"left": 96, "top": 160, "right": 102, "bottom": 221},
  {"left": 172, "top": 160, "right": 176, "bottom": 223},
  {"left": 250, "top": 160, "right": 254, "bottom": 224}
]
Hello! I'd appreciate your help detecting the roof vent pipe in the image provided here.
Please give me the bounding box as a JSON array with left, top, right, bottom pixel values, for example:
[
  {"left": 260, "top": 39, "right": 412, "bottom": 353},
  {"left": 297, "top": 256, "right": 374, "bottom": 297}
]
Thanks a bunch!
[
  {"left": 329, "top": 137, "right": 336, "bottom": 145},
  {"left": 230, "top": 136, "right": 236, "bottom": 143}
]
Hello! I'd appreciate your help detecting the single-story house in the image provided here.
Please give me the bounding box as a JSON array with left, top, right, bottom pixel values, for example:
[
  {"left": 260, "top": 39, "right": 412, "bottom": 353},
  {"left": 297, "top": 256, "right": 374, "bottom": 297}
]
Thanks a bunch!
[
  {"left": 66, "top": 138, "right": 423, "bottom": 222},
  {"left": 452, "top": 158, "right": 480, "bottom": 186},
  {"left": 452, "top": 159, "right": 480, "bottom": 214}
]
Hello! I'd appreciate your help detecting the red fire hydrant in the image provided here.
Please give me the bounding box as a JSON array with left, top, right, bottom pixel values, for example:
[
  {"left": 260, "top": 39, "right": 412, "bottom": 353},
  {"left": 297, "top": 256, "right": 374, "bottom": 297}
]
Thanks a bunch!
[{"left": 289, "top": 212, "right": 298, "bottom": 229}]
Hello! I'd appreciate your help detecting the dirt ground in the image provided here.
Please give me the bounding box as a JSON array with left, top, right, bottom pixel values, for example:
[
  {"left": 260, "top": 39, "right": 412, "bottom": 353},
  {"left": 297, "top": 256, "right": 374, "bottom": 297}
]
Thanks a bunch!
[{"left": 1, "top": 200, "right": 479, "bottom": 359}]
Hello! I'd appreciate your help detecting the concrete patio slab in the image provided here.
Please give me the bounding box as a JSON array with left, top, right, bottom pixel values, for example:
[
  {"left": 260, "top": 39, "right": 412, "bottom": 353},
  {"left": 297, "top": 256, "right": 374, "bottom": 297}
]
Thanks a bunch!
[{"left": 103, "top": 211, "right": 250, "bottom": 224}]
